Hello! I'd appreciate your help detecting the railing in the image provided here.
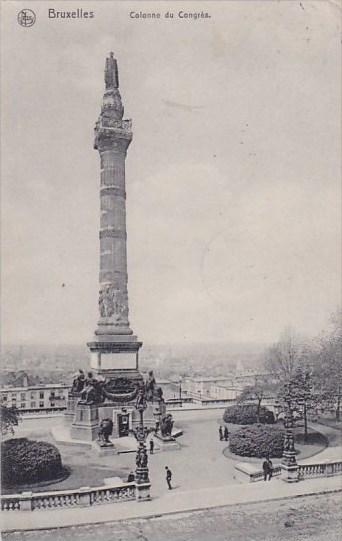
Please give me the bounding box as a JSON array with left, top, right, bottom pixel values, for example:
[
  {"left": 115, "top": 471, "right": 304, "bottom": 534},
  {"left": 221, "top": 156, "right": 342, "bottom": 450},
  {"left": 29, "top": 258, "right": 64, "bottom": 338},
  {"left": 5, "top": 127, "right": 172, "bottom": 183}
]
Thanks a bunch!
[
  {"left": 1, "top": 481, "right": 139, "bottom": 511},
  {"left": 20, "top": 408, "right": 66, "bottom": 416},
  {"left": 234, "top": 462, "right": 282, "bottom": 483},
  {"left": 250, "top": 465, "right": 282, "bottom": 482},
  {"left": 298, "top": 461, "right": 342, "bottom": 480}
]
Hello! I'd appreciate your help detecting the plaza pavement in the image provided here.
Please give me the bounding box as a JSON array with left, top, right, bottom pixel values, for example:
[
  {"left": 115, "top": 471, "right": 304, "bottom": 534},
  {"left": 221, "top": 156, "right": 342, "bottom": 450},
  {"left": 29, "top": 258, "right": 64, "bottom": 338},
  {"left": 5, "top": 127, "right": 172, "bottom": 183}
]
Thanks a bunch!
[{"left": 2, "top": 409, "right": 341, "bottom": 533}]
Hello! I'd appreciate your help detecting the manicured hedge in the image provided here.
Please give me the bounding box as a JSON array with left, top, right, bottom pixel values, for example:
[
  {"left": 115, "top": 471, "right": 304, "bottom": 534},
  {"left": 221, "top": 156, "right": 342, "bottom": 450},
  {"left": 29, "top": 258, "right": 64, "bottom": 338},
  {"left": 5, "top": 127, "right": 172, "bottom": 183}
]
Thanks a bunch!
[
  {"left": 229, "top": 424, "right": 285, "bottom": 458},
  {"left": 223, "top": 404, "right": 275, "bottom": 425},
  {"left": 2, "top": 438, "right": 63, "bottom": 486}
]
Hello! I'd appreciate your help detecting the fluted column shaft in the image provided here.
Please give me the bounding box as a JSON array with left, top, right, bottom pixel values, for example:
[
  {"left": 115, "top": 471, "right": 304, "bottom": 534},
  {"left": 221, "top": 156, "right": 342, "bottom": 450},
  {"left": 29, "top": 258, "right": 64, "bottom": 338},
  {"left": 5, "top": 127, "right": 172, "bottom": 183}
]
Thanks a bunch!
[{"left": 95, "top": 133, "right": 132, "bottom": 337}]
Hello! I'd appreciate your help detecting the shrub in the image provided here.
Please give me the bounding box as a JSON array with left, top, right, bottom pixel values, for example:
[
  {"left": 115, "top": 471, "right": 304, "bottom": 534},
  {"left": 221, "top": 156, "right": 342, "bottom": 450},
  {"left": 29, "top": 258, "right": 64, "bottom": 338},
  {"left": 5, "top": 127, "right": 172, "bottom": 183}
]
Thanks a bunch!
[
  {"left": 223, "top": 404, "right": 275, "bottom": 425},
  {"left": 1, "top": 438, "right": 63, "bottom": 486},
  {"left": 229, "top": 424, "right": 285, "bottom": 458}
]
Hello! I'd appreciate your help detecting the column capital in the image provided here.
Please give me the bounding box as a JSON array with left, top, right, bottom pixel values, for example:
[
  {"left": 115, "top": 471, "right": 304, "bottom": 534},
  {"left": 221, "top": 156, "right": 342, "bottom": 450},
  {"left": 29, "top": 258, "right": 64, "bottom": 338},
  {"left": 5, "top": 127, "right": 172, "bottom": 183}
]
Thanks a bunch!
[{"left": 94, "top": 124, "right": 132, "bottom": 153}]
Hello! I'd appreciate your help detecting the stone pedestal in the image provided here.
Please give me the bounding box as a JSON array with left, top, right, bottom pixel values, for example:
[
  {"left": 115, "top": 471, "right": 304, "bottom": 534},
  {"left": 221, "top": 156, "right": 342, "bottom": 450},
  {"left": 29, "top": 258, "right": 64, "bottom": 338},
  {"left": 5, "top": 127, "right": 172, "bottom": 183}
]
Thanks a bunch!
[
  {"left": 135, "top": 467, "right": 151, "bottom": 501},
  {"left": 71, "top": 403, "right": 99, "bottom": 442},
  {"left": 78, "top": 487, "right": 91, "bottom": 507},
  {"left": 281, "top": 461, "right": 299, "bottom": 482},
  {"left": 135, "top": 481, "right": 151, "bottom": 501},
  {"left": 93, "top": 440, "right": 118, "bottom": 456},
  {"left": 281, "top": 429, "right": 299, "bottom": 482},
  {"left": 155, "top": 433, "right": 181, "bottom": 451},
  {"left": 281, "top": 450, "right": 299, "bottom": 483}
]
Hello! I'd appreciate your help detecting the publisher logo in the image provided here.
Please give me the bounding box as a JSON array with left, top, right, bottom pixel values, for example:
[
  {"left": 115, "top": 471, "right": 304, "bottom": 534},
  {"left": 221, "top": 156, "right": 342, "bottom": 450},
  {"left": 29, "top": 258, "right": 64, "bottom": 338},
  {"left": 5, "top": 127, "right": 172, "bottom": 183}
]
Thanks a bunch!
[{"left": 18, "top": 9, "right": 36, "bottom": 27}]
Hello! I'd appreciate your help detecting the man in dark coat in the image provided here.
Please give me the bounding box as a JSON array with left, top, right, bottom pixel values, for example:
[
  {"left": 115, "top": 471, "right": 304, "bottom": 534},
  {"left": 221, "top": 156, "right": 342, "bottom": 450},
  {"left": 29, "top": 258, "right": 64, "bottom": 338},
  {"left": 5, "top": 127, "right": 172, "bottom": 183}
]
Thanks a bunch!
[
  {"left": 149, "top": 438, "right": 154, "bottom": 455},
  {"left": 219, "top": 426, "right": 223, "bottom": 441},
  {"left": 262, "top": 456, "right": 273, "bottom": 481},
  {"left": 165, "top": 466, "right": 172, "bottom": 489},
  {"left": 224, "top": 426, "right": 229, "bottom": 441}
]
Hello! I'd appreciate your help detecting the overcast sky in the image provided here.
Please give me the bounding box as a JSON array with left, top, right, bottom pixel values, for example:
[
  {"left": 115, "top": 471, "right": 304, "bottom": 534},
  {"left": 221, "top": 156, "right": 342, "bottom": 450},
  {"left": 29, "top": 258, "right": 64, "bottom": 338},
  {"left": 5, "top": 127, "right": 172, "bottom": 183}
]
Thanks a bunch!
[{"left": 1, "top": 1, "right": 341, "bottom": 346}]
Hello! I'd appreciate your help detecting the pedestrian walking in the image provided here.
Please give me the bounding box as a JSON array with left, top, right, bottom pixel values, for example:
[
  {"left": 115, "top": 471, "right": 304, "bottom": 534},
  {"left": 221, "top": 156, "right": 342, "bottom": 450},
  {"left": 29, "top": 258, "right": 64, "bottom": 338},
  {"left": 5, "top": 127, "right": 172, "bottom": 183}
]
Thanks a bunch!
[
  {"left": 165, "top": 466, "right": 172, "bottom": 490},
  {"left": 224, "top": 426, "right": 229, "bottom": 441},
  {"left": 219, "top": 426, "right": 223, "bottom": 441},
  {"left": 262, "top": 456, "right": 273, "bottom": 481},
  {"left": 149, "top": 438, "right": 154, "bottom": 455}
]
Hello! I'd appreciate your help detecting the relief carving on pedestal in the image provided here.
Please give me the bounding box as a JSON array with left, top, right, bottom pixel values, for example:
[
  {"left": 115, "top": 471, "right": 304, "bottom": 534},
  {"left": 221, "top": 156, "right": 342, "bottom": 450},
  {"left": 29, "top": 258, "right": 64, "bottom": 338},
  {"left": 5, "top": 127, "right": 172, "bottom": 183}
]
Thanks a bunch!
[{"left": 99, "top": 285, "right": 127, "bottom": 321}]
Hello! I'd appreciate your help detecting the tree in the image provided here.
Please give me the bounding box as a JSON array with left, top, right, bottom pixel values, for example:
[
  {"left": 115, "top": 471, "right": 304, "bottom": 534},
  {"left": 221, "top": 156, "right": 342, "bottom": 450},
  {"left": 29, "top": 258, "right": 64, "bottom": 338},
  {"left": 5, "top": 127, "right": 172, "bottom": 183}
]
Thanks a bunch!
[
  {"left": 238, "top": 381, "right": 277, "bottom": 423},
  {"left": 312, "top": 311, "right": 342, "bottom": 421},
  {"left": 0, "top": 404, "right": 20, "bottom": 436},
  {"left": 265, "top": 328, "right": 304, "bottom": 380},
  {"left": 291, "top": 367, "right": 316, "bottom": 442}
]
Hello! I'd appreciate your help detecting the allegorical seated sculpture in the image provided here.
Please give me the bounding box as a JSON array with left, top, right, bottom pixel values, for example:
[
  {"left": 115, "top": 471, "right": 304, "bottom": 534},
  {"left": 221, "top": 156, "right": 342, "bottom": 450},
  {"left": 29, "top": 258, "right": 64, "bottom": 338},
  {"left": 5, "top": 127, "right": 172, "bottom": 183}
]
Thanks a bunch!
[
  {"left": 79, "top": 372, "right": 105, "bottom": 405},
  {"left": 160, "top": 413, "right": 174, "bottom": 438},
  {"left": 97, "top": 418, "right": 114, "bottom": 447},
  {"left": 71, "top": 369, "right": 86, "bottom": 394}
]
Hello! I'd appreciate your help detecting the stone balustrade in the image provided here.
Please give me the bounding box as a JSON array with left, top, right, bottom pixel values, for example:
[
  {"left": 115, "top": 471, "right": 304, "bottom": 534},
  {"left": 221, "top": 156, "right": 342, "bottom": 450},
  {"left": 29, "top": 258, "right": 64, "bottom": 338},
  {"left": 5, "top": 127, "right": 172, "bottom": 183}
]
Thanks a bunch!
[
  {"left": 298, "top": 460, "right": 342, "bottom": 480},
  {"left": 1, "top": 480, "right": 150, "bottom": 512}
]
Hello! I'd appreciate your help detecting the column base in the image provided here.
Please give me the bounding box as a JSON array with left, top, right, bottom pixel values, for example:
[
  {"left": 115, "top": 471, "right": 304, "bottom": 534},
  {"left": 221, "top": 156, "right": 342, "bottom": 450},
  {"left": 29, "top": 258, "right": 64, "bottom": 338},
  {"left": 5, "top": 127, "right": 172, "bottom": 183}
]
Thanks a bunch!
[{"left": 87, "top": 337, "right": 142, "bottom": 376}]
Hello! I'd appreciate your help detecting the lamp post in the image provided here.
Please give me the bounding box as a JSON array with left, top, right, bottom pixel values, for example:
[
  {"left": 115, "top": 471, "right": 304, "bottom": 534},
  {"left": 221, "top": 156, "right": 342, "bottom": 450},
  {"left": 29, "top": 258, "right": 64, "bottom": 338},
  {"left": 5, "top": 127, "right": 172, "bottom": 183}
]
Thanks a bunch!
[
  {"left": 281, "top": 381, "right": 299, "bottom": 482},
  {"left": 131, "top": 387, "right": 153, "bottom": 499}
]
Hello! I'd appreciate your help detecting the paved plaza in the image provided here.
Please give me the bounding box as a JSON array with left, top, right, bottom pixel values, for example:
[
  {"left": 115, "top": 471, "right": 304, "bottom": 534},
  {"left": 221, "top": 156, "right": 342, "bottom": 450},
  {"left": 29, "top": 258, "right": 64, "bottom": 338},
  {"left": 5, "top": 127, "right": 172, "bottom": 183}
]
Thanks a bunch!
[
  {"left": 11, "top": 409, "right": 342, "bottom": 499},
  {"left": 6, "top": 409, "right": 238, "bottom": 497},
  {"left": 2, "top": 409, "right": 342, "bottom": 535}
]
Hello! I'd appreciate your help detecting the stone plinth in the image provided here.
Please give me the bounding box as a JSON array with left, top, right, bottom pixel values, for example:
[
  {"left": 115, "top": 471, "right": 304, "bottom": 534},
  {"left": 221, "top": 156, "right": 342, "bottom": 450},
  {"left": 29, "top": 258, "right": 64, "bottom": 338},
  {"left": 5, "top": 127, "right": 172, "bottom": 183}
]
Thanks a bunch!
[
  {"left": 281, "top": 462, "right": 299, "bottom": 482},
  {"left": 281, "top": 450, "right": 299, "bottom": 483},
  {"left": 87, "top": 337, "right": 143, "bottom": 397},
  {"left": 71, "top": 403, "right": 99, "bottom": 442},
  {"left": 155, "top": 433, "right": 181, "bottom": 451},
  {"left": 135, "top": 482, "right": 151, "bottom": 501},
  {"left": 93, "top": 441, "right": 118, "bottom": 456}
]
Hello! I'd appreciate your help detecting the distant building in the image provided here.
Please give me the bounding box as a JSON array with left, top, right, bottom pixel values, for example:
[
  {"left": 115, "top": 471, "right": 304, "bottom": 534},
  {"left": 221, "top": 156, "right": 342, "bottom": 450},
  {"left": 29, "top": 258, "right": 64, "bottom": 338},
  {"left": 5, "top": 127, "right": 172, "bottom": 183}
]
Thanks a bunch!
[
  {"left": 0, "top": 382, "right": 70, "bottom": 413},
  {"left": 182, "top": 376, "right": 241, "bottom": 401}
]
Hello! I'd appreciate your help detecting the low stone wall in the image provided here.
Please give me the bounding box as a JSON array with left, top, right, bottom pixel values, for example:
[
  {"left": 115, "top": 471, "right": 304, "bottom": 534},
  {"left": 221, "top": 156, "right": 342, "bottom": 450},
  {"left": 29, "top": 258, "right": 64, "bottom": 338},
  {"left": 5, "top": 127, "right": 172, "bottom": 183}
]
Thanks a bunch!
[
  {"left": 1, "top": 480, "right": 150, "bottom": 512},
  {"left": 235, "top": 459, "right": 342, "bottom": 483},
  {"left": 234, "top": 462, "right": 282, "bottom": 483}
]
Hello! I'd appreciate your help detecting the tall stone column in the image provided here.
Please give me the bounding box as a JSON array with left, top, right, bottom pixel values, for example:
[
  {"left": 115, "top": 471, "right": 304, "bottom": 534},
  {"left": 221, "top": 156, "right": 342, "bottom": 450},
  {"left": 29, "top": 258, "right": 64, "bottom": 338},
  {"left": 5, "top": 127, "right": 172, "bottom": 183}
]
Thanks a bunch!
[{"left": 88, "top": 53, "right": 142, "bottom": 382}]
